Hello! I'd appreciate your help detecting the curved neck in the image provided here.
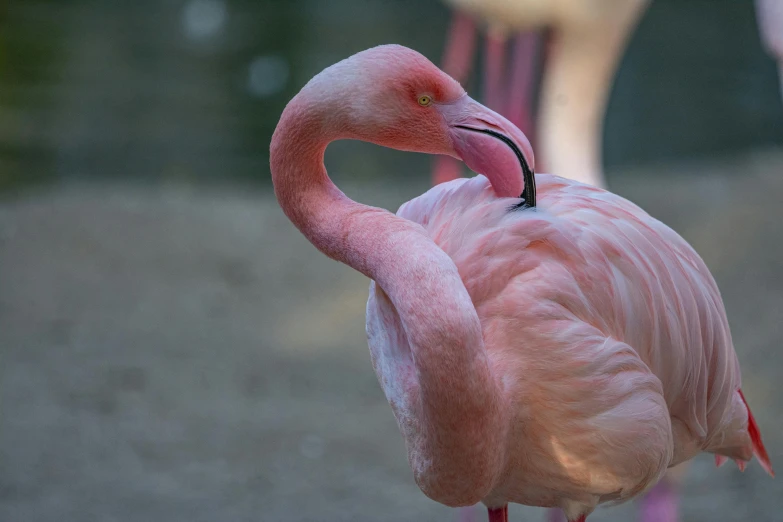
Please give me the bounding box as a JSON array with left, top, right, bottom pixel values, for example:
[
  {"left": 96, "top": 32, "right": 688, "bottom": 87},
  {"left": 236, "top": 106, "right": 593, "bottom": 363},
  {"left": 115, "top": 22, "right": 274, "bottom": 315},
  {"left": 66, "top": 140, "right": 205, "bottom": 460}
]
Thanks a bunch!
[
  {"left": 270, "top": 96, "right": 506, "bottom": 501},
  {"left": 270, "top": 98, "right": 488, "bottom": 359},
  {"left": 270, "top": 98, "right": 461, "bottom": 296}
]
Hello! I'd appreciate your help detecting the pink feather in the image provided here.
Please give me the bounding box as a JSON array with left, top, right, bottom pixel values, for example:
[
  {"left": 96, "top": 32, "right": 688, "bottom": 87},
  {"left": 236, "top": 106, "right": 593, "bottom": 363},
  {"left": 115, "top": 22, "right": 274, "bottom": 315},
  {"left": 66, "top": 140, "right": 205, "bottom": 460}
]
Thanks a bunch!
[{"left": 271, "top": 45, "right": 773, "bottom": 522}]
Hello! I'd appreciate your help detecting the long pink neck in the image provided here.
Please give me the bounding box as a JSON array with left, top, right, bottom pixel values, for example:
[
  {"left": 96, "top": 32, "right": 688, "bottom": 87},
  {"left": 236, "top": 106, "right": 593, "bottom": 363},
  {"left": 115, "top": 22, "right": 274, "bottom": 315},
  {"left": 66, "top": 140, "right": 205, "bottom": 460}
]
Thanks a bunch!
[{"left": 270, "top": 96, "right": 505, "bottom": 502}]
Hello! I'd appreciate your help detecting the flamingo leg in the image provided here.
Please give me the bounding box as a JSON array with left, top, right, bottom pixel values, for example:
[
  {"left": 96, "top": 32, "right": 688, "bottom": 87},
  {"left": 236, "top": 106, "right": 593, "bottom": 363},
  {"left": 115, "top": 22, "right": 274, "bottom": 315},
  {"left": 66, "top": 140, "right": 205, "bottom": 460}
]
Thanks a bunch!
[
  {"left": 636, "top": 462, "right": 688, "bottom": 522},
  {"left": 487, "top": 504, "right": 508, "bottom": 522},
  {"left": 432, "top": 152, "right": 464, "bottom": 185},
  {"left": 504, "top": 31, "right": 543, "bottom": 148},
  {"left": 432, "top": 10, "right": 477, "bottom": 186},
  {"left": 483, "top": 27, "right": 507, "bottom": 112},
  {"left": 458, "top": 504, "right": 479, "bottom": 522},
  {"left": 638, "top": 479, "right": 678, "bottom": 522},
  {"left": 545, "top": 507, "right": 567, "bottom": 522},
  {"left": 442, "top": 10, "right": 478, "bottom": 85}
]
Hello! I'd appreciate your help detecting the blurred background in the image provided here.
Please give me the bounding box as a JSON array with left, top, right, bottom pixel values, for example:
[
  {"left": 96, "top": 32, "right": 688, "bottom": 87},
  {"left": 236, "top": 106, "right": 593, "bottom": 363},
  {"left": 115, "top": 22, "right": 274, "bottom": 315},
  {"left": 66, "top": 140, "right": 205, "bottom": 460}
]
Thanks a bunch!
[{"left": 1, "top": 0, "right": 781, "bottom": 521}]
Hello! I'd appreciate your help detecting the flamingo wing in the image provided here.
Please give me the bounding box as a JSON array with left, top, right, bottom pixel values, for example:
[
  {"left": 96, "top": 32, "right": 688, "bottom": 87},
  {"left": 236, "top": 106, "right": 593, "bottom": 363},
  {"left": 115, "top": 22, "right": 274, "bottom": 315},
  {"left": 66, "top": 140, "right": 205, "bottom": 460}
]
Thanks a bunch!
[{"left": 397, "top": 173, "right": 772, "bottom": 475}]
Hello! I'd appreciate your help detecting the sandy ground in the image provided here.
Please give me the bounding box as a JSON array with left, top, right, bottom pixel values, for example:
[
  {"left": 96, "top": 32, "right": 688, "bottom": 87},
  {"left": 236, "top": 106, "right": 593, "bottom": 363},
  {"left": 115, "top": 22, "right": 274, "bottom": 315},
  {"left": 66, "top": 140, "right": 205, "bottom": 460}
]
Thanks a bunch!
[{"left": 1, "top": 150, "right": 782, "bottom": 522}]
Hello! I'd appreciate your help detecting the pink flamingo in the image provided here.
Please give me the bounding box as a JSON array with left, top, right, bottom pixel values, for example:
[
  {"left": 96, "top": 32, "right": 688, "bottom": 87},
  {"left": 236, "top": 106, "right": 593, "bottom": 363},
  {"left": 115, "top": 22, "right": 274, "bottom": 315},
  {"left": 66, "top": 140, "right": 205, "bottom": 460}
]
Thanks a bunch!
[
  {"left": 435, "top": 0, "right": 783, "bottom": 190},
  {"left": 433, "top": 0, "right": 650, "bottom": 189},
  {"left": 270, "top": 45, "right": 773, "bottom": 522}
]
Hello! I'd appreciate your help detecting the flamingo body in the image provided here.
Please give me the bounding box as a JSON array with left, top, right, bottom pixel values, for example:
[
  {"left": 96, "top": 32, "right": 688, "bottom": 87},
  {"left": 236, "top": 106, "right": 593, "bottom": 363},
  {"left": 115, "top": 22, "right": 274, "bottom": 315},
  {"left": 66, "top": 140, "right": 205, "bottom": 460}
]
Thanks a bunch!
[
  {"left": 271, "top": 45, "right": 772, "bottom": 522},
  {"left": 431, "top": 2, "right": 783, "bottom": 517},
  {"left": 367, "top": 173, "right": 769, "bottom": 518}
]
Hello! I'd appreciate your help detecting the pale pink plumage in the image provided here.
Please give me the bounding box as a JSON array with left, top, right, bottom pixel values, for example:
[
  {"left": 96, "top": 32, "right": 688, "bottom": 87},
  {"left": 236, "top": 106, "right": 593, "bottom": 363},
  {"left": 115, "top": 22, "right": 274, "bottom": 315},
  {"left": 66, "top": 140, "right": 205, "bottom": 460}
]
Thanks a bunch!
[
  {"left": 270, "top": 45, "right": 772, "bottom": 522},
  {"left": 429, "top": 4, "right": 783, "bottom": 519},
  {"left": 370, "top": 173, "right": 771, "bottom": 518}
]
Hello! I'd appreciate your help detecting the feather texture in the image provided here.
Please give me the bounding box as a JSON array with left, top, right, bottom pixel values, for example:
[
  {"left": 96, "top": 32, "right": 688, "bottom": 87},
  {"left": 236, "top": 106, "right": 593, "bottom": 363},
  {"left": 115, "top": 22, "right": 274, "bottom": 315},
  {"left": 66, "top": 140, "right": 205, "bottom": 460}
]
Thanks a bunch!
[{"left": 366, "top": 173, "right": 771, "bottom": 516}]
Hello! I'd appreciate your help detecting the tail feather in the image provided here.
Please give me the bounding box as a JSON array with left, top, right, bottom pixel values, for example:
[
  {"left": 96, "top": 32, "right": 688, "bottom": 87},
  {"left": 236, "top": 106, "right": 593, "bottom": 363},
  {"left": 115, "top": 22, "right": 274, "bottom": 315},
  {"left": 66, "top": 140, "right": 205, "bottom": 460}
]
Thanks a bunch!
[{"left": 738, "top": 389, "right": 774, "bottom": 477}]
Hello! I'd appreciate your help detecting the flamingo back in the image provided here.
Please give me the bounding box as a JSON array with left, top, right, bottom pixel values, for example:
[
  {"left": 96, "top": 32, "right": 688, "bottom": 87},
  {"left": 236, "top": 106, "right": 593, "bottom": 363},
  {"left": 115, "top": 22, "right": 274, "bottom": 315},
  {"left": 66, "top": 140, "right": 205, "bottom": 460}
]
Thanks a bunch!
[{"left": 368, "top": 174, "right": 768, "bottom": 510}]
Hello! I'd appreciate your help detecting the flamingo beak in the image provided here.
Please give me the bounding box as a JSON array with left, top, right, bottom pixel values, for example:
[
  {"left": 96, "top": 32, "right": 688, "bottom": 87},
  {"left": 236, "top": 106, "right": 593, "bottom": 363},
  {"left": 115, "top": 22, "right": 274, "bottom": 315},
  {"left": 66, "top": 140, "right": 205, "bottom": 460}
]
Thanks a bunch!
[{"left": 438, "top": 95, "right": 536, "bottom": 206}]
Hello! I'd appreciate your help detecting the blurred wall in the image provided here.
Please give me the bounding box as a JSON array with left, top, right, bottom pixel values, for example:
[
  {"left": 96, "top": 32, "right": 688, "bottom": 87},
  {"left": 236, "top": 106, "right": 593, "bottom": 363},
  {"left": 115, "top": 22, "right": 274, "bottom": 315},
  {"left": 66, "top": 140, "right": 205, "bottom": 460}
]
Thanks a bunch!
[
  {"left": 606, "top": 0, "right": 783, "bottom": 166},
  {"left": 0, "top": 0, "right": 781, "bottom": 193}
]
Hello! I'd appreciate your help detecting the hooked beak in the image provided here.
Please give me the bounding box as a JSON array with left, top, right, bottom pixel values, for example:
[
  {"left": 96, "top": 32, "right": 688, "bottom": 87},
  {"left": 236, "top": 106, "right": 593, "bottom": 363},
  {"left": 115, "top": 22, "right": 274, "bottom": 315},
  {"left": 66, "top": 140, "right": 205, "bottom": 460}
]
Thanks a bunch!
[{"left": 438, "top": 95, "right": 536, "bottom": 206}]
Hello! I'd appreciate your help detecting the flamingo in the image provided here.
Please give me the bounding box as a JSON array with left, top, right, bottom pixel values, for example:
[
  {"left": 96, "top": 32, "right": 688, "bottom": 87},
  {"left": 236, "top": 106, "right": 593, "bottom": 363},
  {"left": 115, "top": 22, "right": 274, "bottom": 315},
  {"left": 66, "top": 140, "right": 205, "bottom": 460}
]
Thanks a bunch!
[
  {"left": 433, "top": 0, "right": 650, "bottom": 190},
  {"left": 270, "top": 44, "right": 773, "bottom": 522},
  {"left": 435, "top": 0, "right": 783, "bottom": 188}
]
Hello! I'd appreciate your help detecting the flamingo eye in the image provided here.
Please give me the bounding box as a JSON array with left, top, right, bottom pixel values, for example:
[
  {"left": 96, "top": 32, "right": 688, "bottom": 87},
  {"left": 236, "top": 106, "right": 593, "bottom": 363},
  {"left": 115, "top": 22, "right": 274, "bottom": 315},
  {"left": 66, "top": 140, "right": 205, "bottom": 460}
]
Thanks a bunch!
[{"left": 417, "top": 95, "right": 432, "bottom": 107}]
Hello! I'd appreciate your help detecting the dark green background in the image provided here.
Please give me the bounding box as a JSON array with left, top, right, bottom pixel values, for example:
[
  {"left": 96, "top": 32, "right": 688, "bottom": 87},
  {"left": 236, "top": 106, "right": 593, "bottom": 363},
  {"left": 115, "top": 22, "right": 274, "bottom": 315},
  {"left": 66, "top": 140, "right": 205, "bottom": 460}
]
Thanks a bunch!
[{"left": 1, "top": 0, "right": 781, "bottom": 192}]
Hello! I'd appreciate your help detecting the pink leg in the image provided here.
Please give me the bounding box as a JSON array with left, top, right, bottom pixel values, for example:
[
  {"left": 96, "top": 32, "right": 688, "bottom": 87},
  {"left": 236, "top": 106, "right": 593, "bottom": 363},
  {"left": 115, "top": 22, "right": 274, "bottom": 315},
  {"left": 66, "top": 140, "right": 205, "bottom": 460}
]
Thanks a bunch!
[
  {"left": 441, "top": 10, "right": 478, "bottom": 85},
  {"left": 504, "top": 31, "right": 543, "bottom": 147},
  {"left": 432, "top": 10, "right": 477, "bottom": 186},
  {"left": 432, "top": 155, "right": 464, "bottom": 185},
  {"left": 546, "top": 505, "right": 587, "bottom": 522},
  {"left": 483, "top": 29, "right": 507, "bottom": 112},
  {"left": 638, "top": 479, "right": 679, "bottom": 522},
  {"left": 545, "top": 507, "right": 568, "bottom": 522},
  {"left": 458, "top": 505, "right": 478, "bottom": 522},
  {"left": 487, "top": 504, "right": 508, "bottom": 522}
]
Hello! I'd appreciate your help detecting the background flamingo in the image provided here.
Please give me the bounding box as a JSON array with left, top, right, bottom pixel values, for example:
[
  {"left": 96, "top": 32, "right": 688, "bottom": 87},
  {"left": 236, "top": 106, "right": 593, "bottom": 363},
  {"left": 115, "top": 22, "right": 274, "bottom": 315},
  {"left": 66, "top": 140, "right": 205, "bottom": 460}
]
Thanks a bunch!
[
  {"left": 433, "top": 0, "right": 650, "bottom": 190},
  {"left": 271, "top": 44, "right": 773, "bottom": 522},
  {"left": 434, "top": 0, "right": 783, "bottom": 190}
]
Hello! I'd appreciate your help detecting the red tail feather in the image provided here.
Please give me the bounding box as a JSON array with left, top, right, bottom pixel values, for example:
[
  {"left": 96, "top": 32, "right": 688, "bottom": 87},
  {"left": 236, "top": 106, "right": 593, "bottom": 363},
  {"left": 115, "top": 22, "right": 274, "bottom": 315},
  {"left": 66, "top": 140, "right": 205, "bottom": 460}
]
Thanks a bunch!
[{"left": 738, "top": 389, "right": 775, "bottom": 477}]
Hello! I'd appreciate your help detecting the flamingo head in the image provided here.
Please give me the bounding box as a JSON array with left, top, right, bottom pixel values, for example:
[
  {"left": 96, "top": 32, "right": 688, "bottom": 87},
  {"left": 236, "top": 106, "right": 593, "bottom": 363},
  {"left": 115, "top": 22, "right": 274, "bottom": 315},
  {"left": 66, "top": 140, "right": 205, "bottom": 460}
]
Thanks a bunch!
[{"left": 293, "top": 44, "right": 535, "bottom": 200}]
